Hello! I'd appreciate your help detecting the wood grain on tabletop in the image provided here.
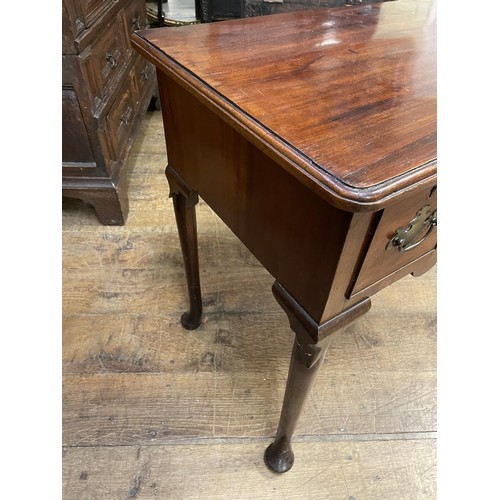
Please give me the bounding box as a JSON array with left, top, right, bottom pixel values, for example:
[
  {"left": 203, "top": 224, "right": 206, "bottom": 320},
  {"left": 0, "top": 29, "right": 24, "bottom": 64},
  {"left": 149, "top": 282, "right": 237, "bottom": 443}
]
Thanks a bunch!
[
  {"left": 135, "top": 0, "right": 437, "bottom": 195},
  {"left": 62, "top": 111, "right": 436, "bottom": 498}
]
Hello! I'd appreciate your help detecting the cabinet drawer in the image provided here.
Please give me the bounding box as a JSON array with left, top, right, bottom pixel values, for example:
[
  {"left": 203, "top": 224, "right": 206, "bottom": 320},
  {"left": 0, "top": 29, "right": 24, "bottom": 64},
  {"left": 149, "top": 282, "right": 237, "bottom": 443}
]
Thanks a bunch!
[
  {"left": 80, "top": 11, "right": 129, "bottom": 112},
  {"left": 64, "top": 0, "right": 115, "bottom": 41},
  {"left": 106, "top": 75, "right": 138, "bottom": 159},
  {"left": 350, "top": 185, "right": 437, "bottom": 296},
  {"left": 74, "top": 0, "right": 115, "bottom": 28}
]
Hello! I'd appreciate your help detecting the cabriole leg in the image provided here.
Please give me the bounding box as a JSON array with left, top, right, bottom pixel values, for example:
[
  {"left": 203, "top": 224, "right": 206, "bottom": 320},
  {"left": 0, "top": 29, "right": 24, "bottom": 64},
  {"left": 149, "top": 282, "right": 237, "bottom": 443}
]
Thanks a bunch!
[
  {"left": 166, "top": 166, "right": 203, "bottom": 330},
  {"left": 264, "top": 335, "right": 331, "bottom": 473},
  {"left": 266, "top": 281, "right": 371, "bottom": 473}
]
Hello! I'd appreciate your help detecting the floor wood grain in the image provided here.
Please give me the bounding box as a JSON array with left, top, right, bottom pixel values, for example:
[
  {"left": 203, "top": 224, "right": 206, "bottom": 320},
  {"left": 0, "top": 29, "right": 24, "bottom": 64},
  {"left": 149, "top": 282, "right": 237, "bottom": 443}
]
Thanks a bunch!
[{"left": 62, "top": 110, "right": 437, "bottom": 499}]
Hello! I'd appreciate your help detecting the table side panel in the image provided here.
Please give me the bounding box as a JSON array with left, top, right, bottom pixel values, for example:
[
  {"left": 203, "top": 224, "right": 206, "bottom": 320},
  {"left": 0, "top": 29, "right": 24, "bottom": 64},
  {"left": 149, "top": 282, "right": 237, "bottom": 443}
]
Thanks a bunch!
[{"left": 159, "top": 72, "right": 353, "bottom": 322}]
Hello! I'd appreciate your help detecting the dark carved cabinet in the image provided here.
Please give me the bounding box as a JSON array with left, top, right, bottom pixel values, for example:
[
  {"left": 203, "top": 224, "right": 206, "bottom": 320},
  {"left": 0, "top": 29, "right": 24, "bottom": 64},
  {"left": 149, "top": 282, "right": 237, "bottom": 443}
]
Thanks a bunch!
[{"left": 62, "top": 0, "right": 155, "bottom": 225}]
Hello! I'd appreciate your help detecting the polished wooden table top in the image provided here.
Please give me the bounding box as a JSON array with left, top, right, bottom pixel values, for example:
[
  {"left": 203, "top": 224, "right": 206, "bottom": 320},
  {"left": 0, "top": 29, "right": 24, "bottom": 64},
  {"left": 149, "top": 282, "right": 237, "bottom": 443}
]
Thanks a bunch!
[{"left": 133, "top": 0, "right": 436, "bottom": 211}]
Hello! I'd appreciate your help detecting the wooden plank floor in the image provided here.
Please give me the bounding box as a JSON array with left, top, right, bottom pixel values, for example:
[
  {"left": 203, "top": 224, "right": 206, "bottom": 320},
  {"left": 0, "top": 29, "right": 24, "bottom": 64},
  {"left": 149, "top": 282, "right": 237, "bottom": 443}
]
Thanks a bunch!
[{"left": 62, "top": 111, "right": 437, "bottom": 499}]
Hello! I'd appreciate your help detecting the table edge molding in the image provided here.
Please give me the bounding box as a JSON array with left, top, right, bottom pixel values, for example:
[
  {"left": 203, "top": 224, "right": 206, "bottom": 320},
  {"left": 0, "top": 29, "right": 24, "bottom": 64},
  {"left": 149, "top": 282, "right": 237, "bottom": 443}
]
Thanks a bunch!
[{"left": 131, "top": 33, "right": 437, "bottom": 212}]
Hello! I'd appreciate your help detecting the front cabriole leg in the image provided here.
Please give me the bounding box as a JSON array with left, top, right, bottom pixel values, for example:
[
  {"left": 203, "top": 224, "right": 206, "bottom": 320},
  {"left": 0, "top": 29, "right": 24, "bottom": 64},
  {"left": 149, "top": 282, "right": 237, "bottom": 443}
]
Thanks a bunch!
[
  {"left": 266, "top": 281, "right": 371, "bottom": 473},
  {"left": 264, "top": 334, "right": 331, "bottom": 473}
]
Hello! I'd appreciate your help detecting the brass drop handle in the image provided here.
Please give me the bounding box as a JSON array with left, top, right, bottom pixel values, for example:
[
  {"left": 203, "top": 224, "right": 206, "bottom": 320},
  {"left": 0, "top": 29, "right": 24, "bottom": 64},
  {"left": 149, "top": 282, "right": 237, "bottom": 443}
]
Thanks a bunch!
[
  {"left": 106, "top": 53, "right": 117, "bottom": 68},
  {"left": 120, "top": 104, "right": 131, "bottom": 124},
  {"left": 386, "top": 205, "right": 437, "bottom": 253},
  {"left": 131, "top": 16, "right": 140, "bottom": 30}
]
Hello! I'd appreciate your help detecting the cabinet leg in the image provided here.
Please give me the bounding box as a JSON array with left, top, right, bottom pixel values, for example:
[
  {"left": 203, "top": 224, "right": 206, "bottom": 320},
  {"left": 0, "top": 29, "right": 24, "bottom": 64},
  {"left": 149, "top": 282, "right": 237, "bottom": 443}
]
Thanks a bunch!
[
  {"left": 166, "top": 166, "right": 203, "bottom": 330},
  {"left": 62, "top": 184, "right": 129, "bottom": 226},
  {"left": 265, "top": 335, "right": 331, "bottom": 473}
]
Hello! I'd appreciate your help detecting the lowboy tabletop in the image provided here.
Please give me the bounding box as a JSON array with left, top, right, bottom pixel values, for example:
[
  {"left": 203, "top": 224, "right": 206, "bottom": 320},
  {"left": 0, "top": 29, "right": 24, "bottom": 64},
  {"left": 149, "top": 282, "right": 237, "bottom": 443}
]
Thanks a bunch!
[
  {"left": 133, "top": 0, "right": 436, "bottom": 210},
  {"left": 131, "top": 0, "right": 437, "bottom": 474}
]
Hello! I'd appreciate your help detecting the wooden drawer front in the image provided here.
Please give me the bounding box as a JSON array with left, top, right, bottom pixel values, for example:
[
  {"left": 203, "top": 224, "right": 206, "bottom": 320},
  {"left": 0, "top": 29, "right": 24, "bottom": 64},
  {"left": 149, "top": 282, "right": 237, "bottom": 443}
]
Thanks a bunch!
[
  {"left": 75, "top": 0, "right": 115, "bottom": 29},
  {"left": 106, "top": 75, "right": 138, "bottom": 159},
  {"left": 80, "top": 12, "right": 129, "bottom": 112},
  {"left": 350, "top": 185, "right": 437, "bottom": 296}
]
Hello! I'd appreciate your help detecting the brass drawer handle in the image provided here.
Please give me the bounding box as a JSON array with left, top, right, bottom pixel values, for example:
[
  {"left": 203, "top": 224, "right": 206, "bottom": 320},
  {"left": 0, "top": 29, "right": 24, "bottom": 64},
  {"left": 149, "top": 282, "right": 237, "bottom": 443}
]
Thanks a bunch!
[
  {"left": 106, "top": 53, "right": 117, "bottom": 68},
  {"left": 131, "top": 16, "right": 140, "bottom": 30},
  {"left": 386, "top": 205, "right": 437, "bottom": 253},
  {"left": 140, "top": 69, "right": 149, "bottom": 80},
  {"left": 120, "top": 104, "right": 132, "bottom": 125}
]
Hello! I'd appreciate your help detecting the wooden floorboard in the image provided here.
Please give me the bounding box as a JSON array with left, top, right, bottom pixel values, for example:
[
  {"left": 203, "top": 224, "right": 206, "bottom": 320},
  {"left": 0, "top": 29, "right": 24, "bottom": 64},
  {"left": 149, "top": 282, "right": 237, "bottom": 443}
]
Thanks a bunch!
[
  {"left": 63, "top": 440, "right": 436, "bottom": 499},
  {"left": 62, "top": 111, "right": 437, "bottom": 499}
]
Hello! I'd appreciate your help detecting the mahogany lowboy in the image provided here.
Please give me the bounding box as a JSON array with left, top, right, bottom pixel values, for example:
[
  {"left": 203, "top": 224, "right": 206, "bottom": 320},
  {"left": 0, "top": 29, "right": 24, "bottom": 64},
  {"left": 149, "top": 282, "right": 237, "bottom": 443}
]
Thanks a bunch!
[{"left": 132, "top": 0, "right": 437, "bottom": 472}]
